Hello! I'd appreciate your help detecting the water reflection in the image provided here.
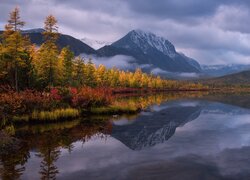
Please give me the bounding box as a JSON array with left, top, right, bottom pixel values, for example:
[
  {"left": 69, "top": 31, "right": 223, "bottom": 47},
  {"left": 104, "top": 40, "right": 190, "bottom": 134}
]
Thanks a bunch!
[
  {"left": 0, "top": 140, "right": 30, "bottom": 180},
  {"left": 111, "top": 101, "right": 202, "bottom": 150},
  {"left": 1, "top": 93, "right": 250, "bottom": 179},
  {"left": 0, "top": 119, "right": 112, "bottom": 180}
]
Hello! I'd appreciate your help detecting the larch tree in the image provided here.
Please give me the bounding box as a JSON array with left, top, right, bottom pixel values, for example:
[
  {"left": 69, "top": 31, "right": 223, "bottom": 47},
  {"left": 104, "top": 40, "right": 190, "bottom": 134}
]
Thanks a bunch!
[
  {"left": 85, "top": 59, "right": 97, "bottom": 87},
  {"left": 72, "top": 56, "right": 85, "bottom": 86},
  {"left": 36, "top": 15, "right": 59, "bottom": 88},
  {"left": 58, "top": 47, "right": 74, "bottom": 86},
  {"left": 1, "top": 7, "right": 26, "bottom": 91},
  {"left": 96, "top": 64, "right": 107, "bottom": 87}
]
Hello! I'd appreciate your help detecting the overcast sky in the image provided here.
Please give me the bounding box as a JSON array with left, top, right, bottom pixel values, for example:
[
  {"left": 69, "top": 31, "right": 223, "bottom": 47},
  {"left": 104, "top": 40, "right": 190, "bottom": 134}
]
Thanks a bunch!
[{"left": 1, "top": 0, "right": 250, "bottom": 65}]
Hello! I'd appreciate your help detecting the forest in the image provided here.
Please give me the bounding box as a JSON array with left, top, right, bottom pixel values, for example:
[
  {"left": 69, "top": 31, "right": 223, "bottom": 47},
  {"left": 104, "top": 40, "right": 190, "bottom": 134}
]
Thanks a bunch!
[{"left": 0, "top": 8, "right": 206, "bottom": 126}]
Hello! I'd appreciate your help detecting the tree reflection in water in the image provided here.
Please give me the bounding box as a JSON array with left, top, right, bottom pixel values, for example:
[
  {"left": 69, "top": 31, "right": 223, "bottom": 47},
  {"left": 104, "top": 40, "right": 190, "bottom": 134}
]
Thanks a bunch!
[
  {"left": 0, "top": 92, "right": 212, "bottom": 179},
  {"left": 0, "top": 139, "right": 30, "bottom": 180}
]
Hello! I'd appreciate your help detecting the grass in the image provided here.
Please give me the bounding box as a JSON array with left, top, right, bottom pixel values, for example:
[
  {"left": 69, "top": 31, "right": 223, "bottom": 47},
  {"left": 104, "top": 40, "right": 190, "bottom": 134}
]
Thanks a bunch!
[
  {"left": 12, "top": 115, "right": 30, "bottom": 123},
  {"left": 90, "top": 105, "right": 140, "bottom": 115},
  {"left": 9, "top": 105, "right": 140, "bottom": 124},
  {"left": 31, "top": 108, "right": 80, "bottom": 121}
]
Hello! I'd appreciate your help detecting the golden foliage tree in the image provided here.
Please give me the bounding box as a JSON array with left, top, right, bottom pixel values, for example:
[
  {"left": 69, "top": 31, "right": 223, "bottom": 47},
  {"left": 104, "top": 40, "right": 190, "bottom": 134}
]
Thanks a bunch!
[
  {"left": 0, "top": 7, "right": 28, "bottom": 91},
  {"left": 34, "top": 15, "right": 59, "bottom": 88}
]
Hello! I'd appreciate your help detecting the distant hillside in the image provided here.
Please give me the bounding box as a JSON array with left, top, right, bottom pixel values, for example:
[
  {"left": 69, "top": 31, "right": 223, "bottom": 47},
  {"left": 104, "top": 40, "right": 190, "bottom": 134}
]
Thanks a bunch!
[
  {"left": 204, "top": 70, "right": 250, "bottom": 86},
  {"left": 201, "top": 64, "right": 250, "bottom": 77},
  {"left": 24, "top": 31, "right": 97, "bottom": 56},
  {"left": 0, "top": 29, "right": 97, "bottom": 56}
]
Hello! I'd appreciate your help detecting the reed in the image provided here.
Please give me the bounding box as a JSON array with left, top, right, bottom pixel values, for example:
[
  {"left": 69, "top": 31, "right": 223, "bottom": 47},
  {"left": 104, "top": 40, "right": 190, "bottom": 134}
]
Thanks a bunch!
[{"left": 31, "top": 108, "right": 80, "bottom": 121}]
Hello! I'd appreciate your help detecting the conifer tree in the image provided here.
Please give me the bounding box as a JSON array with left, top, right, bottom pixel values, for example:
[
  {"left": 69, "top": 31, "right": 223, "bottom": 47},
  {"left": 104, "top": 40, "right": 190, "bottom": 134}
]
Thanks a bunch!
[
  {"left": 96, "top": 64, "right": 106, "bottom": 87},
  {"left": 72, "top": 56, "right": 85, "bottom": 86},
  {"left": 36, "top": 15, "right": 59, "bottom": 88},
  {"left": 85, "top": 59, "right": 97, "bottom": 87},
  {"left": 1, "top": 7, "right": 26, "bottom": 91},
  {"left": 59, "top": 47, "right": 74, "bottom": 86}
]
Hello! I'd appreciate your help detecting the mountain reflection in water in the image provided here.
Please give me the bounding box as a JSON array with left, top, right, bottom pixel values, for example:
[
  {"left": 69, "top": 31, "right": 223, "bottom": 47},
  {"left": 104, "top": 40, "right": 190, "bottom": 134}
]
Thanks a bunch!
[
  {"left": 1, "top": 94, "right": 250, "bottom": 180},
  {"left": 111, "top": 101, "right": 202, "bottom": 150}
]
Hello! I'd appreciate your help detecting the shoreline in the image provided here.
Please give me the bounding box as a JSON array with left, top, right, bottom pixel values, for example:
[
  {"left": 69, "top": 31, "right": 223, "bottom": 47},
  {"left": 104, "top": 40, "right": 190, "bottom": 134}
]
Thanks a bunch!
[{"left": 1, "top": 88, "right": 250, "bottom": 128}]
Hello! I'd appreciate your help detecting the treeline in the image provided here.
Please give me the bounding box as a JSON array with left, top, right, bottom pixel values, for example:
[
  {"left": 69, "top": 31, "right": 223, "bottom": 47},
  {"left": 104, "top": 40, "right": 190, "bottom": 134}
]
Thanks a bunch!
[{"left": 0, "top": 7, "right": 204, "bottom": 92}]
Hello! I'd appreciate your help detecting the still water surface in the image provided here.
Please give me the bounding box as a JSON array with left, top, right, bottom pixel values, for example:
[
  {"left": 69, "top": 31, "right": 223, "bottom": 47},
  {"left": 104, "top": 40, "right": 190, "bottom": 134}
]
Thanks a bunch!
[{"left": 1, "top": 94, "right": 250, "bottom": 180}]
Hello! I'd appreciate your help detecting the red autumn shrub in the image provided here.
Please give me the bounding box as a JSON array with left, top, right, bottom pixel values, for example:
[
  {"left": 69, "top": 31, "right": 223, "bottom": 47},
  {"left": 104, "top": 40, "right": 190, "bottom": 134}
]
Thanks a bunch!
[
  {"left": 50, "top": 87, "right": 77, "bottom": 104},
  {"left": 0, "top": 90, "right": 59, "bottom": 118},
  {"left": 50, "top": 88, "right": 62, "bottom": 101},
  {"left": 71, "top": 87, "right": 112, "bottom": 108},
  {"left": 70, "top": 87, "right": 77, "bottom": 95},
  {"left": 0, "top": 87, "right": 113, "bottom": 123}
]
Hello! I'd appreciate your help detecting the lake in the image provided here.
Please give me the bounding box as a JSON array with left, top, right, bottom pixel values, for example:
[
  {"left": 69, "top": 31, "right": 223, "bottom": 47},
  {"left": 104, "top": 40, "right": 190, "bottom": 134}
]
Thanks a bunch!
[{"left": 1, "top": 93, "right": 250, "bottom": 180}]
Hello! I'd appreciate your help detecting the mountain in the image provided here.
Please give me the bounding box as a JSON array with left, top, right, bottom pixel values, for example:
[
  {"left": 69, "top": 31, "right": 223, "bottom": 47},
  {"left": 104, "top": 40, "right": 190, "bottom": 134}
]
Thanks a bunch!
[
  {"left": 98, "top": 30, "right": 201, "bottom": 73},
  {"left": 22, "top": 29, "right": 97, "bottom": 56},
  {"left": 204, "top": 70, "right": 250, "bottom": 86},
  {"left": 1, "top": 28, "right": 201, "bottom": 75},
  {"left": 22, "top": 28, "right": 45, "bottom": 33},
  {"left": 202, "top": 64, "right": 250, "bottom": 77},
  {"left": 111, "top": 101, "right": 202, "bottom": 150},
  {"left": 81, "top": 37, "right": 111, "bottom": 50}
]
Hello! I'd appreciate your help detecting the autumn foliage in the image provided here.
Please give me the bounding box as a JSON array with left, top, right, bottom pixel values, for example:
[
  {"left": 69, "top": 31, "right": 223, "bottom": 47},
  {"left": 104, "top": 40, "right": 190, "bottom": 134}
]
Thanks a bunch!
[
  {"left": 0, "top": 87, "right": 113, "bottom": 123},
  {"left": 71, "top": 87, "right": 112, "bottom": 108}
]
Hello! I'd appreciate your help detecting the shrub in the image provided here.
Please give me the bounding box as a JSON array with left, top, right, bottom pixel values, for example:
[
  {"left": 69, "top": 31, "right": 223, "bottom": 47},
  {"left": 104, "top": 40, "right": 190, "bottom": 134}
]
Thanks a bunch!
[
  {"left": 0, "top": 90, "right": 59, "bottom": 124},
  {"left": 0, "top": 90, "right": 56, "bottom": 114},
  {"left": 0, "top": 87, "right": 113, "bottom": 124},
  {"left": 72, "top": 87, "right": 112, "bottom": 108}
]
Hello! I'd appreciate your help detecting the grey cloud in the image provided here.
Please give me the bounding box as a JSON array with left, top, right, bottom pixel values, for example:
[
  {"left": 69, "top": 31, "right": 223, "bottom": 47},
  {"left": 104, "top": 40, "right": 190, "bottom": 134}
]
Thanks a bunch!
[
  {"left": 125, "top": 0, "right": 250, "bottom": 20},
  {"left": 81, "top": 54, "right": 136, "bottom": 69},
  {"left": 1, "top": 0, "right": 250, "bottom": 65}
]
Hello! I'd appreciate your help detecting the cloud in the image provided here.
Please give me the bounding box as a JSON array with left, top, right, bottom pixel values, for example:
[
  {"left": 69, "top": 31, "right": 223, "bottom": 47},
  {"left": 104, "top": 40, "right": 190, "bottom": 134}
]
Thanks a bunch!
[
  {"left": 81, "top": 54, "right": 136, "bottom": 69},
  {"left": 178, "top": 73, "right": 200, "bottom": 78},
  {"left": 1, "top": 0, "right": 250, "bottom": 65},
  {"left": 151, "top": 68, "right": 169, "bottom": 75},
  {"left": 150, "top": 67, "right": 200, "bottom": 79}
]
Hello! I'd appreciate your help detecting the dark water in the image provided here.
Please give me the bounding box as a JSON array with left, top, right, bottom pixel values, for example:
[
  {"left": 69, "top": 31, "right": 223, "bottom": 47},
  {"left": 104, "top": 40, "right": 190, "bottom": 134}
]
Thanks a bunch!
[{"left": 1, "top": 94, "right": 250, "bottom": 180}]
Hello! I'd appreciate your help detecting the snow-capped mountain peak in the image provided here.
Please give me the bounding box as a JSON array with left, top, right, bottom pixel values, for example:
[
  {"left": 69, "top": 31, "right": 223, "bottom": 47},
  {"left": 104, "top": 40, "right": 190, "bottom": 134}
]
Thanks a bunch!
[
  {"left": 129, "top": 29, "right": 177, "bottom": 57},
  {"left": 81, "top": 37, "right": 111, "bottom": 50},
  {"left": 103, "top": 29, "right": 202, "bottom": 73}
]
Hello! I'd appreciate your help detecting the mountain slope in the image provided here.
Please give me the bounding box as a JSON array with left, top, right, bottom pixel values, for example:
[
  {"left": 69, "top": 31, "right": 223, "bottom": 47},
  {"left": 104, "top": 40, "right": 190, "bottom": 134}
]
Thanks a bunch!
[
  {"left": 1, "top": 29, "right": 97, "bottom": 56},
  {"left": 202, "top": 64, "right": 250, "bottom": 77},
  {"left": 98, "top": 30, "right": 201, "bottom": 73},
  {"left": 23, "top": 31, "right": 97, "bottom": 56},
  {"left": 204, "top": 70, "right": 250, "bottom": 86}
]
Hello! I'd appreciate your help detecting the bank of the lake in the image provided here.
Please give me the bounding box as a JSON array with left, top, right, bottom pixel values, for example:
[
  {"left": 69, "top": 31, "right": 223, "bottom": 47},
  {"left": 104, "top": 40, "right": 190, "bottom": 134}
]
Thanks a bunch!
[{"left": 0, "top": 87, "right": 211, "bottom": 127}]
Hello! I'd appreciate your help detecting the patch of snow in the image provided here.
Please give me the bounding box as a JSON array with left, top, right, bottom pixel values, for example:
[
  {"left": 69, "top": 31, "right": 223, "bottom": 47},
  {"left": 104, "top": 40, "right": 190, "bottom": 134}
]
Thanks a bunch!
[
  {"left": 81, "top": 37, "right": 111, "bottom": 50},
  {"left": 130, "top": 29, "right": 177, "bottom": 58}
]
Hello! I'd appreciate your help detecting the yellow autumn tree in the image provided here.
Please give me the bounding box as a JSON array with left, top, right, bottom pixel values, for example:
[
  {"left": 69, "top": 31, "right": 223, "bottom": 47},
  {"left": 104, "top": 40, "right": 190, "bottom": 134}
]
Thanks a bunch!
[{"left": 35, "top": 15, "right": 59, "bottom": 88}]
